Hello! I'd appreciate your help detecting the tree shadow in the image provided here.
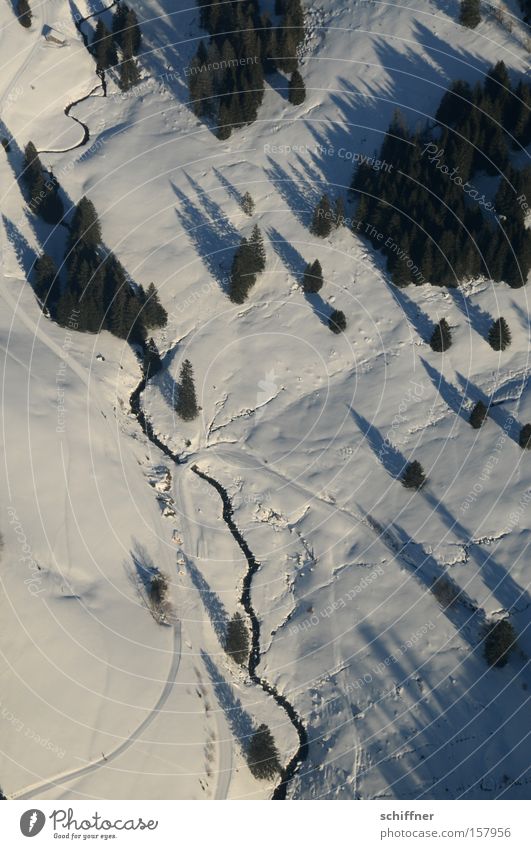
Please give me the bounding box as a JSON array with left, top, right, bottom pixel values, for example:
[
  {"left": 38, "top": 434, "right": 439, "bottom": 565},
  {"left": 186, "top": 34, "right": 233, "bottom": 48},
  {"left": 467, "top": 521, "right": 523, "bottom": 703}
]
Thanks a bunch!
[
  {"left": 267, "top": 227, "right": 307, "bottom": 280},
  {"left": 387, "top": 283, "right": 432, "bottom": 341},
  {"left": 185, "top": 556, "right": 229, "bottom": 647},
  {"left": 266, "top": 70, "right": 291, "bottom": 103},
  {"left": 201, "top": 649, "right": 255, "bottom": 747},
  {"left": 448, "top": 287, "right": 492, "bottom": 338},
  {"left": 172, "top": 181, "right": 239, "bottom": 292},
  {"left": 455, "top": 370, "right": 520, "bottom": 443},
  {"left": 213, "top": 167, "right": 244, "bottom": 207},
  {"left": 350, "top": 407, "right": 408, "bottom": 479},
  {"left": 420, "top": 357, "right": 469, "bottom": 423},
  {"left": 2, "top": 216, "right": 38, "bottom": 280},
  {"left": 304, "top": 291, "right": 331, "bottom": 326},
  {"left": 265, "top": 155, "right": 319, "bottom": 228}
]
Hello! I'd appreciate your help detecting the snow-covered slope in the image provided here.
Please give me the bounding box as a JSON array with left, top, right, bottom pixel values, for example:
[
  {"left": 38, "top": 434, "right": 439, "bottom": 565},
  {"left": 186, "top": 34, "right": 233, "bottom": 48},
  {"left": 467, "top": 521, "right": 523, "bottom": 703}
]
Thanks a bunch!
[{"left": 1, "top": 0, "right": 530, "bottom": 799}]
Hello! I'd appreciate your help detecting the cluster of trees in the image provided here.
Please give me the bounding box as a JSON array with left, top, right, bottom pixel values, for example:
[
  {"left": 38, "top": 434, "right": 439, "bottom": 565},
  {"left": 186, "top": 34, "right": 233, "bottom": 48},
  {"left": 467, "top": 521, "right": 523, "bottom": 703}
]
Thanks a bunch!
[
  {"left": 189, "top": 0, "right": 305, "bottom": 138},
  {"left": 90, "top": 2, "right": 142, "bottom": 90},
  {"left": 246, "top": 723, "right": 282, "bottom": 779},
  {"left": 33, "top": 196, "right": 167, "bottom": 341},
  {"left": 459, "top": 0, "right": 481, "bottom": 28},
  {"left": 351, "top": 63, "right": 531, "bottom": 288},
  {"left": 229, "top": 225, "right": 266, "bottom": 303},
  {"left": 16, "top": 0, "right": 32, "bottom": 27},
  {"left": 429, "top": 316, "right": 512, "bottom": 351},
  {"left": 225, "top": 611, "right": 250, "bottom": 665},
  {"left": 175, "top": 359, "right": 199, "bottom": 421},
  {"left": 23, "top": 142, "right": 64, "bottom": 225}
]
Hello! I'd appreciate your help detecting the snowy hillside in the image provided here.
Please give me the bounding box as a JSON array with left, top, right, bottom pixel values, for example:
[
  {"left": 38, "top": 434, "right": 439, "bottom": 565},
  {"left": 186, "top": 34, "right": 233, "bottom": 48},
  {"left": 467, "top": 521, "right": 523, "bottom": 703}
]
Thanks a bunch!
[{"left": 0, "top": 0, "right": 530, "bottom": 800}]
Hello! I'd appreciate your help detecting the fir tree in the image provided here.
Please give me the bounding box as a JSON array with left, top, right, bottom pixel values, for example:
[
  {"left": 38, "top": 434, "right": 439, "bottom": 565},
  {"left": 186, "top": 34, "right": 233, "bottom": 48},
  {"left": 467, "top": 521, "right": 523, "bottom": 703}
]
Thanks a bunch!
[
  {"left": 17, "top": 0, "right": 32, "bottom": 27},
  {"left": 93, "top": 20, "right": 117, "bottom": 70},
  {"left": 333, "top": 196, "right": 346, "bottom": 228},
  {"left": 310, "top": 195, "right": 334, "bottom": 237},
  {"left": 143, "top": 338, "right": 163, "bottom": 379},
  {"left": 484, "top": 619, "right": 517, "bottom": 667},
  {"left": 488, "top": 317, "right": 512, "bottom": 350},
  {"left": 142, "top": 282, "right": 167, "bottom": 328},
  {"left": 288, "top": 69, "right": 306, "bottom": 105},
  {"left": 225, "top": 612, "right": 249, "bottom": 665},
  {"left": 328, "top": 308, "right": 346, "bottom": 334},
  {"left": 69, "top": 196, "right": 102, "bottom": 249},
  {"left": 459, "top": 0, "right": 481, "bottom": 28},
  {"left": 175, "top": 359, "right": 199, "bottom": 421},
  {"left": 430, "top": 318, "right": 452, "bottom": 352},
  {"left": 23, "top": 141, "right": 44, "bottom": 195},
  {"left": 249, "top": 225, "right": 266, "bottom": 273},
  {"left": 112, "top": 2, "right": 141, "bottom": 53},
  {"left": 241, "top": 191, "right": 255, "bottom": 216},
  {"left": 247, "top": 724, "right": 282, "bottom": 780},
  {"left": 33, "top": 254, "right": 59, "bottom": 305},
  {"left": 402, "top": 460, "right": 426, "bottom": 489},
  {"left": 469, "top": 400, "right": 488, "bottom": 429},
  {"left": 302, "top": 259, "right": 323, "bottom": 294},
  {"left": 229, "top": 237, "right": 257, "bottom": 303},
  {"left": 519, "top": 423, "right": 531, "bottom": 449},
  {"left": 119, "top": 54, "right": 140, "bottom": 91}
]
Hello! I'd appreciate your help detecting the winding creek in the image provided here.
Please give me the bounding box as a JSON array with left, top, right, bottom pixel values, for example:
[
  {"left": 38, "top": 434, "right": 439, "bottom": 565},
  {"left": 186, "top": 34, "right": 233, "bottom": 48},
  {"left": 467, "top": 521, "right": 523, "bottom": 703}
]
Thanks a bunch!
[{"left": 130, "top": 348, "right": 309, "bottom": 798}]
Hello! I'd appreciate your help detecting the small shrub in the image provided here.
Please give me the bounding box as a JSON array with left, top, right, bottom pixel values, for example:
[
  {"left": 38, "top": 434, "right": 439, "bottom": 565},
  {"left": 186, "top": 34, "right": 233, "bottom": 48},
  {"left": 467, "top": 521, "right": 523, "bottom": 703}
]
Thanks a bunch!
[
  {"left": 431, "top": 576, "right": 460, "bottom": 608},
  {"left": 1, "top": 138, "right": 10, "bottom": 153}
]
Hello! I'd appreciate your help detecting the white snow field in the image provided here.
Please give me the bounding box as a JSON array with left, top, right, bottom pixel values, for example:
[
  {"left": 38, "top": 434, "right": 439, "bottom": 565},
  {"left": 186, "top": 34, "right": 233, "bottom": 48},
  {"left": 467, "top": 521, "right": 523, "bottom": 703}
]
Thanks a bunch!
[{"left": 0, "top": 0, "right": 530, "bottom": 799}]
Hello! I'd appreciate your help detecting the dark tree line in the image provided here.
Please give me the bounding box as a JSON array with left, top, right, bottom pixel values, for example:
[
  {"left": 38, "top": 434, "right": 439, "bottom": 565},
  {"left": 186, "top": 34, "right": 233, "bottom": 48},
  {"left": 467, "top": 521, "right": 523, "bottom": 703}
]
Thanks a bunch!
[
  {"left": 351, "top": 63, "right": 531, "bottom": 289},
  {"left": 88, "top": 2, "right": 141, "bottom": 90},
  {"left": 33, "top": 196, "right": 166, "bottom": 341},
  {"left": 189, "top": 0, "right": 305, "bottom": 138}
]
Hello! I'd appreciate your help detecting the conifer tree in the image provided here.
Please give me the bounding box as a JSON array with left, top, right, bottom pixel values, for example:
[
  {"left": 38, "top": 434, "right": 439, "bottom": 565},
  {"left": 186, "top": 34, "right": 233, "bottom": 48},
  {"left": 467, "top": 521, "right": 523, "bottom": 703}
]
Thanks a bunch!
[
  {"left": 249, "top": 225, "right": 266, "bottom": 273},
  {"left": 143, "top": 338, "right": 163, "bottom": 379},
  {"left": 328, "top": 308, "right": 346, "bottom": 334},
  {"left": 430, "top": 318, "right": 452, "bottom": 352},
  {"left": 247, "top": 724, "right": 281, "bottom": 780},
  {"left": 333, "top": 196, "right": 346, "bottom": 227},
  {"left": 241, "top": 191, "right": 255, "bottom": 216},
  {"left": 302, "top": 259, "right": 323, "bottom": 294},
  {"left": 142, "top": 282, "right": 167, "bottom": 328},
  {"left": 484, "top": 619, "right": 517, "bottom": 667},
  {"left": 459, "top": 0, "right": 481, "bottom": 28},
  {"left": 310, "top": 195, "right": 333, "bottom": 237},
  {"left": 175, "top": 359, "right": 199, "bottom": 421},
  {"left": 402, "top": 460, "right": 426, "bottom": 489},
  {"left": 69, "top": 196, "right": 102, "bottom": 249},
  {"left": 469, "top": 400, "right": 488, "bottom": 429},
  {"left": 519, "top": 423, "right": 531, "bottom": 449},
  {"left": 119, "top": 53, "right": 140, "bottom": 91},
  {"left": 229, "top": 237, "right": 257, "bottom": 303},
  {"left": 288, "top": 69, "right": 306, "bottom": 105},
  {"left": 93, "top": 20, "right": 117, "bottom": 70},
  {"left": 225, "top": 612, "right": 249, "bottom": 665},
  {"left": 33, "top": 254, "right": 59, "bottom": 305},
  {"left": 17, "top": 0, "right": 32, "bottom": 27},
  {"left": 488, "top": 317, "right": 512, "bottom": 350}
]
